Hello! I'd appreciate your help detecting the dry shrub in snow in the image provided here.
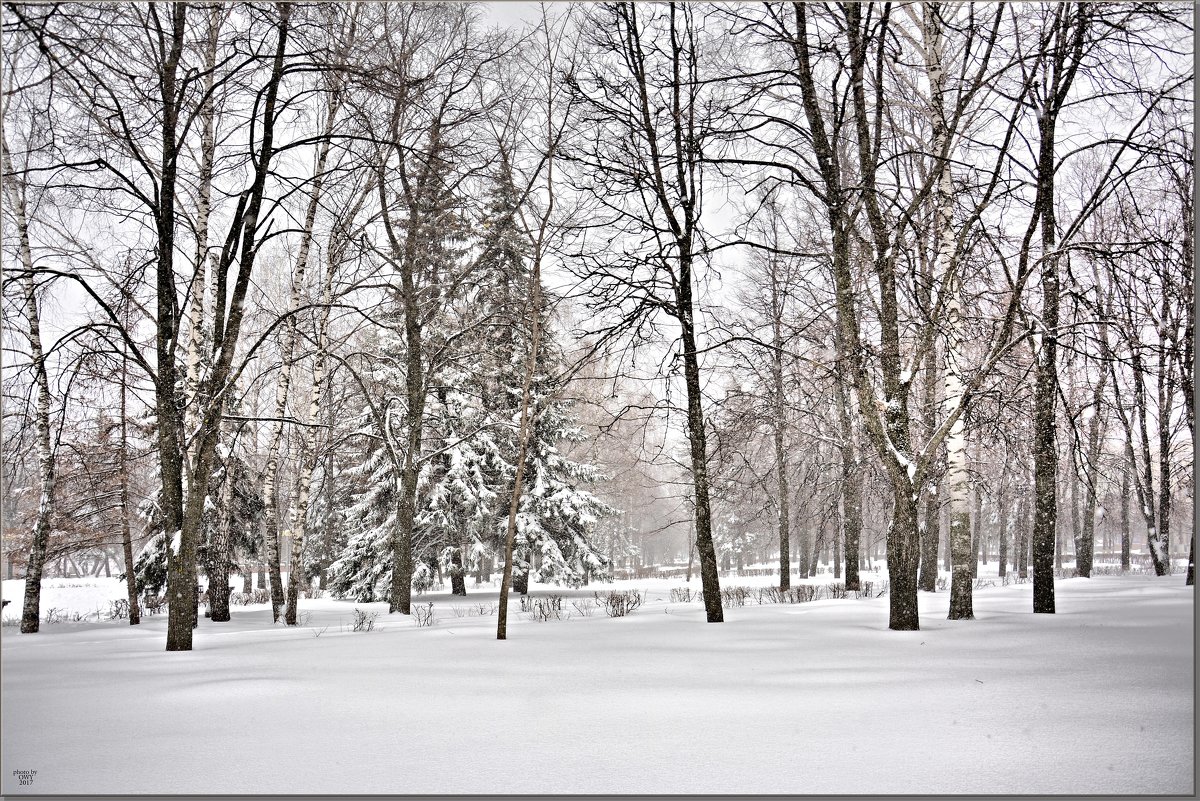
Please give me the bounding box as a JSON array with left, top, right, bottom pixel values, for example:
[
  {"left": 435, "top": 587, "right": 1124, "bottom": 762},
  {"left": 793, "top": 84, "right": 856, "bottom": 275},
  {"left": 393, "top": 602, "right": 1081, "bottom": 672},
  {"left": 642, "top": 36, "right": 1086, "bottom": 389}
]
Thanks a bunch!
[
  {"left": 595, "top": 590, "right": 643, "bottom": 617},
  {"left": 669, "top": 587, "right": 695, "bottom": 603},
  {"left": 524, "top": 596, "right": 565, "bottom": 622},
  {"left": 412, "top": 603, "right": 436, "bottom": 627},
  {"left": 571, "top": 599, "right": 596, "bottom": 617},
  {"left": 351, "top": 608, "right": 378, "bottom": 632},
  {"left": 720, "top": 586, "right": 751, "bottom": 606}
]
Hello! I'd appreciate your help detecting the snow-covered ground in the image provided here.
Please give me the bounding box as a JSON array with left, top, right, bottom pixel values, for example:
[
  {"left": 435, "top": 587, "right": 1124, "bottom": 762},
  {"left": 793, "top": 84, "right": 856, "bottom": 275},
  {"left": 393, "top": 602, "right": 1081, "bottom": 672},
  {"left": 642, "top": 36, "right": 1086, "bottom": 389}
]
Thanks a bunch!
[{"left": 1, "top": 569, "right": 1192, "bottom": 795}]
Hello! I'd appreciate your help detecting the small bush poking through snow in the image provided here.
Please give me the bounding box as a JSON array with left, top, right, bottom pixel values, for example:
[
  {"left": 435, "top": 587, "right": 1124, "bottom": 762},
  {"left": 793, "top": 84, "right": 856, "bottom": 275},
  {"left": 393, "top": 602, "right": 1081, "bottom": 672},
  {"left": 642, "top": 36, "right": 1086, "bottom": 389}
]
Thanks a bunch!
[
  {"left": 720, "top": 586, "right": 752, "bottom": 606},
  {"left": 524, "top": 596, "right": 565, "bottom": 622},
  {"left": 43, "top": 607, "right": 65, "bottom": 625},
  {"left": 571, "top": 599, "right": 596, "bottom": 617},
  {"left": 936, "top": 577, "right": 949, "bottom": 592},
  {"left": 107, "top": 599, "right": 131, "bottom": 620},
  {"left": 595, "top": 590, "right": 643, "bottom": 617},
  {"left": 670, "top": 587, "right": 694, "bottom": 603},
  {"left": 351, "top": 608, "right": 378, "bottom": 632},
  {"left": 412, "top": 603, "right": 436, "bottom": 627},
  {"left": 828, "top": 583, "right": 848, "bottom": 600}
]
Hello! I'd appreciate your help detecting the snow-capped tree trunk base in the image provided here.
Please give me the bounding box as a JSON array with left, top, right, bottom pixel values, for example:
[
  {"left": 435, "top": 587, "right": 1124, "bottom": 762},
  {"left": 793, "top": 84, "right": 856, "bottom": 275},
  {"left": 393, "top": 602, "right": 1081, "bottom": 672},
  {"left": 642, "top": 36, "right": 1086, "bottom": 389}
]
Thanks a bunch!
[{"left": 886, "top": 493, "right": 920, "bottom": 631}]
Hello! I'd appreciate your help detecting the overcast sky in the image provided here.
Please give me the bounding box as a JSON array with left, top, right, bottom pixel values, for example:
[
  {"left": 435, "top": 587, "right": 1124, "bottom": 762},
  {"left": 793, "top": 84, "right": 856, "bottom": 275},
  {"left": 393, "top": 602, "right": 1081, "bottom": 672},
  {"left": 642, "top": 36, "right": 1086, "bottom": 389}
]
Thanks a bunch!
[{"left": 480, "top": 1, "right": 546, "bottom": 30}]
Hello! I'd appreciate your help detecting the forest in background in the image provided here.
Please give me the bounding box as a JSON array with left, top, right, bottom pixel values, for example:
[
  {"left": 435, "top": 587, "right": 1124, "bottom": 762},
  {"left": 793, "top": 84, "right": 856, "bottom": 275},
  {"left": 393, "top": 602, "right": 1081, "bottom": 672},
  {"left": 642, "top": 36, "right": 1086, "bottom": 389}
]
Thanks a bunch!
[{"left": 0, "top": 1, "right": 1192, "bottom": 649}]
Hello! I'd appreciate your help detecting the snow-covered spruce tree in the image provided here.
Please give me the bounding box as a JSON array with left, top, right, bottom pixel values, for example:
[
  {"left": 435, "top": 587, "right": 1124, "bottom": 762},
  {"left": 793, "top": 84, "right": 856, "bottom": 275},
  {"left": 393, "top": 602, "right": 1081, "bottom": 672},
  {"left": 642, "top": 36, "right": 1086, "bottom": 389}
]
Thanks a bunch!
[{"left": 326, "top": 160, "right": 613, "bottom": 600}]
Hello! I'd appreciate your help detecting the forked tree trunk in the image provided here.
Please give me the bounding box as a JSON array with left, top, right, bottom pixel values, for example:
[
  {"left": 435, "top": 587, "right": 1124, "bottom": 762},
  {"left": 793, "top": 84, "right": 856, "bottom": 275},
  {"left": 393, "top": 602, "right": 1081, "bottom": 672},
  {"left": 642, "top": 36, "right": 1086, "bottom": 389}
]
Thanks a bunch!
[{"left": 166, "top": 4, "right": 291, "bottom": 651}]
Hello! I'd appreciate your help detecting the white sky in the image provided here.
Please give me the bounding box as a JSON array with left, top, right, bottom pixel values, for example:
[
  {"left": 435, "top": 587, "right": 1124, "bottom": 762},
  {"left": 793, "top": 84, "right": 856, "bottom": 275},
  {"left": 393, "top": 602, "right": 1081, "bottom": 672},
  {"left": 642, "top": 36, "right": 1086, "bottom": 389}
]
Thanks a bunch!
[{"left": 480, "top": 1, "right": 547, "bottom": 31}]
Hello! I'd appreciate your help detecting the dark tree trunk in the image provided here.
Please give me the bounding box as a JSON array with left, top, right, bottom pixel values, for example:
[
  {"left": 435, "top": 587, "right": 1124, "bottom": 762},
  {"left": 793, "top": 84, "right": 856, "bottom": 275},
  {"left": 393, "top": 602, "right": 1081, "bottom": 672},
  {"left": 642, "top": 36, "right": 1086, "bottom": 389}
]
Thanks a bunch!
[
  {"left": 678, "top": 254, "right": 723, "bottom": 623},
  {"left": 833, "top": 522, "right": 842, "bottom": 580},
  {"left": 997, "top": 488, "right": 1008, "bottom": 579},
  {"left": 160, "top": 2, "right": 194, "bottom": 650},
  {"left": 513, "top": 558, "right": 529, "bottom": 596},
  {"left": 797, "top": 521, "right": 810, "bottom": 579},
  {"left": 835, "top": 374, "right": 862, "bottom": 592},
  {"left": 1157, "top": 312, "right": 1174, "bottom": 574},
  {"left": 887, "top": 491, "right": 921, "bottom": 630},
  {"left": 769, "top": 259, "right": 791, "bottom": 592},
  {"left": 1120, "top": 463, "right": 1131, "bottom": 570},
  {"left": 1017, "top": 495, "right": 1030, "bottom": 579},
  {"left": 1187, "top": 536, "right": 1194, "bottom": 586},
  {"left": 450, "top": 544, "right": 466, "bottom": 596},
  {"left": 918, "top": 323, "right": 940, "bottom": 593},
  {"left": 119, "top": 324, "right": 140, "bottom": 624},
  {"left": 1031, "top": 156, "right": 1061, "bottom": 614},
  {"left": 207, "top": 499, "right": 233, "bottom": 623}
]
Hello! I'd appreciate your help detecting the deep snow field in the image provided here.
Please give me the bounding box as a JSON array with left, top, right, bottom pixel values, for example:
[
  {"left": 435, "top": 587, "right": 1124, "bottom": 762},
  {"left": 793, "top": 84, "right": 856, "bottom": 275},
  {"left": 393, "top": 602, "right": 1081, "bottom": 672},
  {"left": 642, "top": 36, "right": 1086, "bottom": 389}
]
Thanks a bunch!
[{"left": 1, "top": 568, "right": 1193, "bottom": 795}]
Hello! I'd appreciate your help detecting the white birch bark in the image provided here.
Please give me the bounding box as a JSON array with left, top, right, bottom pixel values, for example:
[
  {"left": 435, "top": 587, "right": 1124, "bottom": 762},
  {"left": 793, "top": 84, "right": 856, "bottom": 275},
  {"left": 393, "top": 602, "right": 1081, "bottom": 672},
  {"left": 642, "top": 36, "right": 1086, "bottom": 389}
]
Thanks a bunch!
[
  {"left": 261, "top": 74, "right": 345, "bottom": 620},
  {"left": 2, "top": 145, "right": 56, "bottom": 634}
]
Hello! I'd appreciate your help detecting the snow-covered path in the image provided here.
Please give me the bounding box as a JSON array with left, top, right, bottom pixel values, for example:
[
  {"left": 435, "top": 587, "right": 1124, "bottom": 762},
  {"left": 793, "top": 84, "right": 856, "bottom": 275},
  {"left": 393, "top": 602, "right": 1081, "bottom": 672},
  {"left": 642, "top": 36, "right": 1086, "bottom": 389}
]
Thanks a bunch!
[{"left": 1, "top": 574, "right": 1192, "bottom": 794}]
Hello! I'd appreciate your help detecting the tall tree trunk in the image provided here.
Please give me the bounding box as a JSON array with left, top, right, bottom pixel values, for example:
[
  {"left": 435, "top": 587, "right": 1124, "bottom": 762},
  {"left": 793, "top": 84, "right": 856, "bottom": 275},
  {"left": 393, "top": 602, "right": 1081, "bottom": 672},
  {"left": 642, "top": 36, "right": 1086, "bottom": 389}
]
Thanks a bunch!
[
  {"left": 678, "top": 252, "right": 723, "bottom": 623},
  {"left": 497, "top": 242, "right": 545, "bottom": 640},
  {"left": 770, "top": 268, "right": 791, "bottom": 591},
  {"left": 1119, "top": 462, "right": 1131, "bottom": 570},
  {"left": 167, "top": 3, "right": 291, "bottom": 651},
  {"left": 888, "top": 491, "right": 921, "bottom": 629},
  {"left": 1031, "top": 138, "right": 1061, "bottom": 614},
  {"left": 284, "top": 150, "right": 347, "bottom": 624},
  {"left": 1017, "top": 494, "right": 1030, "bottom": 579},
  {"left": 834, "top": 372, "right": 862, "bottom": 592},
  {"left": 183, "top": 4, "right": 223, "bottom": 492},
  {"left": 1078, "top": 316, "right": 1110, "bottom": 578},
  {"left": 1029, "top": 1, "right": 1090, "bottom": 616},
  {"left": 158, "top": 3, "right": 194, "bottom": 650},
  {"left": 207, "top": 432, "right": 235, "bottom": 623},
  {"left": 118, "top": 351, "right": 140, "bottom": 625},
  {"left": 1156, "top": 292, "right": 1175, "bottom": 574},
  {"left": 2, "top": 147, "right": 56, "bottom": 634},
  {"left": 997, "top": 483, "right": 1009, "bottom": 578},
  {"left": 942, "top": 150, "right": 973, "bottom": 618}
]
